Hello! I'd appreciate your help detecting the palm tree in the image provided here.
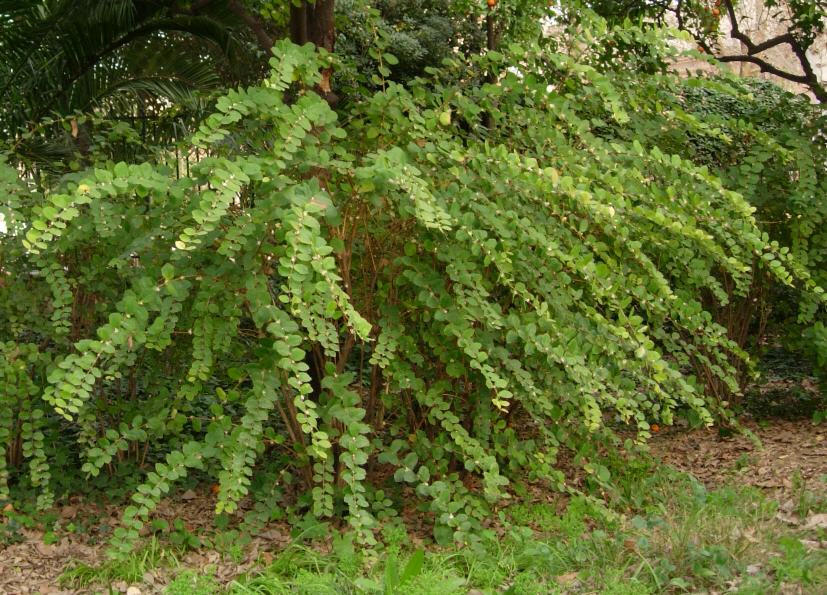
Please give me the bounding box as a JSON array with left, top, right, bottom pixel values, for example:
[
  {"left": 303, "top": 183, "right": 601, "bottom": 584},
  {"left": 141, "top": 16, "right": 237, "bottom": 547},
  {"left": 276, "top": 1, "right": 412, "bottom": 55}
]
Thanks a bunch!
[{"left": 0, "top": 0, "right": 276, "bottom": 170}]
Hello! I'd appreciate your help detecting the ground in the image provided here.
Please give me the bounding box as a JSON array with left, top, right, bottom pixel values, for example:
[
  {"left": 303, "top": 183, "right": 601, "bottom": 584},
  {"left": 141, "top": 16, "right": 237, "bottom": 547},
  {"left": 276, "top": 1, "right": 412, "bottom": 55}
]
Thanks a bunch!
[
  {"left": 650, "top": 419, "right": 827, "bottom": 493},
  {"left": 1, "top": 417, "right": 826, "bottom": 594}
]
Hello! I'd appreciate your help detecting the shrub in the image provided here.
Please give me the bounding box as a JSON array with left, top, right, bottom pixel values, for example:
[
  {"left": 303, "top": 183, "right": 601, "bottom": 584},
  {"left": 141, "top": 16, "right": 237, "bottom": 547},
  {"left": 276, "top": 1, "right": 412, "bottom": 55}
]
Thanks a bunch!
[{"left": 0, "top": 34, "right": 822, "bottom": 554}]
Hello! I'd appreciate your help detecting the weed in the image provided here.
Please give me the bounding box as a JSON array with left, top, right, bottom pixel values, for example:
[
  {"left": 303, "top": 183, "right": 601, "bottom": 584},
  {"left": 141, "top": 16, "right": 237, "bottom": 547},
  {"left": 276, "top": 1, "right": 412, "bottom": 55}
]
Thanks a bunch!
[
  {"left": 770, "top": 535, "right": 827, "bottom": 585},
  {"left": 791, "top": 470, "right": 827, "bottom": 517},
  {"left": 733, "top": 452, "right": 756, "bottom": 471},
  {"left": 229, "top": 543, "right": 354, "bottom": 593}
]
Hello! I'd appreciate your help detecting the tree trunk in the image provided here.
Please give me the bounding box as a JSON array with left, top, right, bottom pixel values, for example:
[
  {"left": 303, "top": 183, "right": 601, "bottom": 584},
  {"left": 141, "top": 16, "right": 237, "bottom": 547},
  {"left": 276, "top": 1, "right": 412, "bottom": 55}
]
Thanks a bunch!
[
  {"left": 289, "top": 2, "right": 308, "bottom": 45},
  {"left": 290, "top": 0, "right": 337, "bottom": 103},
  {"left": 307, "top": 0, "right": 336, "bottom": 53},
  {"left": 289, "top": 0, "right": 335, "bottom": 51}
]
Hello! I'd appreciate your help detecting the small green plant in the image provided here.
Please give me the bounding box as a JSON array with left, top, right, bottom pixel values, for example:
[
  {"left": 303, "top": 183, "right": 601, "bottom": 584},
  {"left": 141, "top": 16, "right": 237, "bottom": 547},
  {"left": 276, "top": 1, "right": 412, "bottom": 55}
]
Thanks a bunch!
[
  {"left": 213, "top": 529, "right": 249, "bottom": 564},
  {"left": 168, "top": 518, "right": 202, "bottom": 550},
  {"left": 230, "top": 543, "right": 354, "bottom": 593},
  {"left": 733, "top": 452, "right": 755, "bottom": 471},
  {"left": 0, "top": 505, "right": 38, "bottom": 546},
  {"left": 166, "top": 570, "right": 220, "bottom": 595},
  {"left": 770, "top": 536, "right": 827, "bottom": 584},
  {"left": 355, "top": 550, "right": 425, "bottom": 594},
  {"left": 0, "top": 515, "right": 25, "bottom": 546},
  {"left": 791, "top": 471, "right": 827, "bottom": 517}
]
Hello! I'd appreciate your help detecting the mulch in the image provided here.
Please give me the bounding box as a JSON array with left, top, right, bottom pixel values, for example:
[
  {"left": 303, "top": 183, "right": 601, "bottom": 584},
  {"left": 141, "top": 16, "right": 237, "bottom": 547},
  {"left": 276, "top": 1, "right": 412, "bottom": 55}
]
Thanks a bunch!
[{"left": 648, "top": 419, "right": 827, "bottom": 495}]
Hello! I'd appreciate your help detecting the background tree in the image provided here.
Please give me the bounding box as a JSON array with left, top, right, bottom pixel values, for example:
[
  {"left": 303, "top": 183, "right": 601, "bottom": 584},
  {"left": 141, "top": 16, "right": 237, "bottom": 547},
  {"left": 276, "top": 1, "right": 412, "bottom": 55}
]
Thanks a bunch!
[{"left": 580, "top": 0, "right": 827, "bottom": 101}]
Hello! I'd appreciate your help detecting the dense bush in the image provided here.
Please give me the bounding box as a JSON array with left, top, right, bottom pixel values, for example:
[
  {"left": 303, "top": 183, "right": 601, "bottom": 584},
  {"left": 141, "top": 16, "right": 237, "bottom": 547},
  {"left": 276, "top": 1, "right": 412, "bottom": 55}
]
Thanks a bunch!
[
  {"left": 1, "top": 28, "right": 824, "bottom": 555},
  {"left": 659, "top": 78, "right": 827, "bottom": 399}
]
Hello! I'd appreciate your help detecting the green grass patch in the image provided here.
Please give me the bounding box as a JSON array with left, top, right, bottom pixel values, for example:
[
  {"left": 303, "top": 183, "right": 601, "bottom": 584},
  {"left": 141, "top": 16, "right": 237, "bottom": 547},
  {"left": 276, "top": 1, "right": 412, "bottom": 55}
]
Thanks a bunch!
[{"left": 167, "top": 570, "right": 221, "bottom": 595}]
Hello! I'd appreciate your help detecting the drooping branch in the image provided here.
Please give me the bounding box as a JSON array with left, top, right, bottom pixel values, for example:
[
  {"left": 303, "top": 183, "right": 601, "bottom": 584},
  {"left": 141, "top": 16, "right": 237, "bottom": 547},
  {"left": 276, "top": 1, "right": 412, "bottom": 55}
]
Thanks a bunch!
[
  {"left": 717, "top": 54, "right": 810, "bottom": 83},
  {"left": 737, "top": 32, "right": 796, "bottom": 55}
]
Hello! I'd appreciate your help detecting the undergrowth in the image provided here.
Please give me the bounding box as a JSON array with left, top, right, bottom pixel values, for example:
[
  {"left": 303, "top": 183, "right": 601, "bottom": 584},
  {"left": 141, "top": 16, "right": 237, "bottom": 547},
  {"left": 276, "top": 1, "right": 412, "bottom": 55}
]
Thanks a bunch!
[
  {"left": 53, "top": 462, "right": 827, "bottom": 594},
  {"left": 60, "top": 537, "right": 180, "bottom": 588}
]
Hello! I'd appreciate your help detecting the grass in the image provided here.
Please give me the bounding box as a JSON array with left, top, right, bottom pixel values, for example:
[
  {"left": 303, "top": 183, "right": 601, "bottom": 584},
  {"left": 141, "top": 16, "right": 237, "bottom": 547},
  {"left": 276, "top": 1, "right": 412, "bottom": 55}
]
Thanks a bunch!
[
  {"left": 214, "top": 470, "right": 827, "bottom": 594},
  {"left": 59, "top": 537, "right": 180, "bottom": 589},
  {"left": 55, "top": 465, "right": 827, "bottom": 594},
  {"left": 166, "top": 571, "right": 221, "bottom": 595}
]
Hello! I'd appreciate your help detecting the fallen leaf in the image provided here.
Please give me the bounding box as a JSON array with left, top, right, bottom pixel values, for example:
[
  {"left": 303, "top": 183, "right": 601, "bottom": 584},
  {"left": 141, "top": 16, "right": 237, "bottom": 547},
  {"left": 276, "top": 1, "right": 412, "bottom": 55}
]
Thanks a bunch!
[
  {"left": 804, "top": 513, "right": 827, "bottom": 530},
  {"left": 181, "top": 489, "right": 197, "bottom": 500},
  {"left": 556, "top": 571, "right": 579, "bottom": 585},
  {"left": 257, "top": 528, "right": 286, "bottom": 541},
  {"left": 775, "top": 512, "right": 799, "bottom": 525}
]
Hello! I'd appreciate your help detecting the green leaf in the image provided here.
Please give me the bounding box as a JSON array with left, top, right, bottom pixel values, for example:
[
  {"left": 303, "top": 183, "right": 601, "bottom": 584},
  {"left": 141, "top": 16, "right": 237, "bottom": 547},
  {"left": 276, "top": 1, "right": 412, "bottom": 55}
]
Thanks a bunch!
[{"left": 400, "top": 550, "right": 425, "bottom": 585}]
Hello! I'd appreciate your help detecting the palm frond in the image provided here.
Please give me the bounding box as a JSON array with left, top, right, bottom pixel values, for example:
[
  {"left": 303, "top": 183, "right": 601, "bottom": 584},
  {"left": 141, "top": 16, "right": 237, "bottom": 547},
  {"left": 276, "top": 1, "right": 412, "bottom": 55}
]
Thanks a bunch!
[{"left": 0, "top": 0, "right": 265, "bottom": 169}]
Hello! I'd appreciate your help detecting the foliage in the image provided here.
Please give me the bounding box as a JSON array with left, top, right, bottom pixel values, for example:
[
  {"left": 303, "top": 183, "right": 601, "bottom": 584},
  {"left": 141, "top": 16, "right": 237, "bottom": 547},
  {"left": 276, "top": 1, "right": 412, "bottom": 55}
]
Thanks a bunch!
[
  {"left": 333, "top": 0, "right": 547, "bottom": 101},
  {"left": 0, "top": 342, "right": 53, "bottom": 508},
  {"left": 1, "top": 11, "right": 825, "bottom": 561},
  {"left": 335, "top": 0, "right": 487, "bottom": 86},
  {"left": 563, "top": 20, "right": 827, "bottom": 400},
  {"left": 673, "top": 77, "right": 827, "bottom": 396},
  {"left": 676, "top": 79, "right": 827, "bottom": 288}
]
